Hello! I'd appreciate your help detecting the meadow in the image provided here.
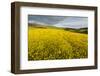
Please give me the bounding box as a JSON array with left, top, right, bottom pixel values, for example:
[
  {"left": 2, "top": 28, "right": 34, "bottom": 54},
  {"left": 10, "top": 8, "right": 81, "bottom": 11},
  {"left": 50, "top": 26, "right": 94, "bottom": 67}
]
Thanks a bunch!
[{"left": 28, "top": 25, "right": 88, "bottom": 60}]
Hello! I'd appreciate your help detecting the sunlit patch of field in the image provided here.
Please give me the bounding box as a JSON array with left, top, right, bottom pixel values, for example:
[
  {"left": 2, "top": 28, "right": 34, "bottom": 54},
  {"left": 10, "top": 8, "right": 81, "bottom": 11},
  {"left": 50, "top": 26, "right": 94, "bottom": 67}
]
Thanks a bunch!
[{"left": 28, "top": 26, "right": 88, "bottom": 60}]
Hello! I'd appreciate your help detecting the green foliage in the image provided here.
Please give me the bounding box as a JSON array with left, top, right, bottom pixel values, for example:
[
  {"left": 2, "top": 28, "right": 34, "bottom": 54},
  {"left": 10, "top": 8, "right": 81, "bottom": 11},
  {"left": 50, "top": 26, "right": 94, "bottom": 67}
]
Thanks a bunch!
[
  {"left": 64, "top": 28, "right": 88, "bottom": 34},
  {"left": 28, "top": 26, "right": 88, "bottom": 60}
]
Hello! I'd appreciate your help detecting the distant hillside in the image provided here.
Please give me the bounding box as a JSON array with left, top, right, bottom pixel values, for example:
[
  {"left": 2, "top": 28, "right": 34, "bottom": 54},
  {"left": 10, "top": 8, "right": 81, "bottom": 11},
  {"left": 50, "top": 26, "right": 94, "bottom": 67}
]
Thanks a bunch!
[
  {"left": 78, "top": 28, "right": 88, "bottom": 34},
  {"left": 29, "top": 23, "right": 47, "bottom": 28},
  {"left": 63, "top": 27, "right": 88, "bottom": 34},
  {"left": 28, "top": 23, "right": 59, "bottom": 29},
  {"left": 28, "top": 23, "right": 88, "bottom": 34}
]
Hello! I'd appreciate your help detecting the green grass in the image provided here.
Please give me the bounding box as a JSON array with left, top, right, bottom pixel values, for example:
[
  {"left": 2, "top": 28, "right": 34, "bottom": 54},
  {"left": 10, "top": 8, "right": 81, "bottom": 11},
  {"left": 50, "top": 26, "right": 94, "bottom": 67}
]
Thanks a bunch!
[{"left": 28, "top": 26, "right": 88, "bottom": 60}]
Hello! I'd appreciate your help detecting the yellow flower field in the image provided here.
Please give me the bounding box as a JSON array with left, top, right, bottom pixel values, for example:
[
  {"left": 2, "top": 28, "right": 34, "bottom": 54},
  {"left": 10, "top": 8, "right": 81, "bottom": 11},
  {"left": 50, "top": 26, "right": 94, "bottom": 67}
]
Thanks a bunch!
[{"left": 28, "top": 26, "right": 88, "bottom": 60}]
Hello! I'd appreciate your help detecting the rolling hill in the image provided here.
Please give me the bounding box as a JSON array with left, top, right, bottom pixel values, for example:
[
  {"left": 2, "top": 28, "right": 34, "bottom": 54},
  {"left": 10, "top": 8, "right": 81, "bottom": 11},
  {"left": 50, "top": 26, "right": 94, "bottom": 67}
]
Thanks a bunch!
[{"left": 28, "top": 25, "right": 88, "bottom": 60}]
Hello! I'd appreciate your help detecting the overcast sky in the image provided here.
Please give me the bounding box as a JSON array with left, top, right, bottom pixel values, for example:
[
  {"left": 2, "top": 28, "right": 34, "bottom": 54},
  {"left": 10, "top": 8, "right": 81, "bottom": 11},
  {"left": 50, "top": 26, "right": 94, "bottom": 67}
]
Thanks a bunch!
[{"left": 28, "top": 15, "right": 88, "bottom": 29}]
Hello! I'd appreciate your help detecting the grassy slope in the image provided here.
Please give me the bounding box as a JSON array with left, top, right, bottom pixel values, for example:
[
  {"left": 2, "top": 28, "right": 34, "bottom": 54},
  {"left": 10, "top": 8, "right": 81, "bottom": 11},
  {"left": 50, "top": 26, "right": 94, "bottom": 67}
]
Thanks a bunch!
[{"left": 28, "top": 26, "right": 88, "bottom": 60}]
